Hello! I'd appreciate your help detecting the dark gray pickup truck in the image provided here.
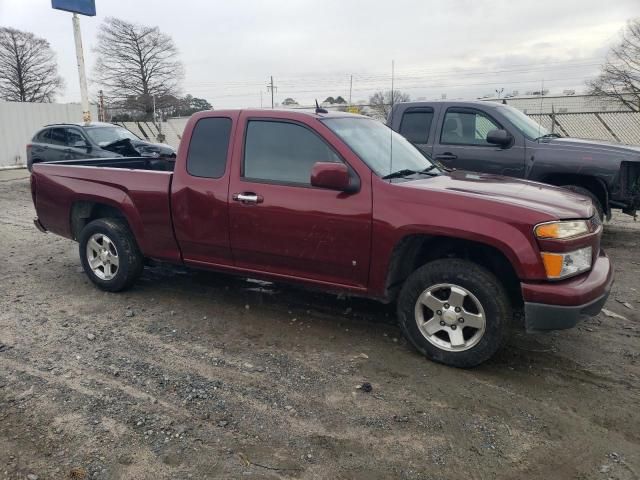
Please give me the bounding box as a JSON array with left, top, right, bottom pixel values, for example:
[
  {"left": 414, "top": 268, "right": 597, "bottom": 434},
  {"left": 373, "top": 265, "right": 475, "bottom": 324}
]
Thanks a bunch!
[{"left": 388, "top": 100, "right": 640, "bottom": 219}]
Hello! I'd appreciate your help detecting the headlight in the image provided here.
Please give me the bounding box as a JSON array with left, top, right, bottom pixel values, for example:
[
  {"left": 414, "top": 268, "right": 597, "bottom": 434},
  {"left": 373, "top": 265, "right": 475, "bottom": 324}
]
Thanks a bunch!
[
  {"left": 535, "top": 220, "right": 589, "bottom": 239},
  {"left": 540, "top": 246, "right": 592, "bottom": 279}
]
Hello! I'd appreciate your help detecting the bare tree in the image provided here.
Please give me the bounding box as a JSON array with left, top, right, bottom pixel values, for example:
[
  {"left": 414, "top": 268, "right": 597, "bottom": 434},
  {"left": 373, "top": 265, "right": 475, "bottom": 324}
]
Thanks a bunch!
[
  {"left": 369, "top": 90, "right": 411, "bottom": 118},
  {"left": 94, "top": 17, "right": 184, "bottom": 118},
  {"left": 587, "top": 18, "right": 640, "bottom": 112},
  {"left": 0, "top": 27, "right": 64, "bottom": 102}
]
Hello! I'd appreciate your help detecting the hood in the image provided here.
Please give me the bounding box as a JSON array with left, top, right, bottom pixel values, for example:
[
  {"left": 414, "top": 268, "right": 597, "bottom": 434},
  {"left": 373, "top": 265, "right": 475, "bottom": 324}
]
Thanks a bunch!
[
  {"left": 539, "top": 137, "right": 640, "bottom": 159},
  {"left": 398, "top": 171, "right": 594, "bottom": 219}
]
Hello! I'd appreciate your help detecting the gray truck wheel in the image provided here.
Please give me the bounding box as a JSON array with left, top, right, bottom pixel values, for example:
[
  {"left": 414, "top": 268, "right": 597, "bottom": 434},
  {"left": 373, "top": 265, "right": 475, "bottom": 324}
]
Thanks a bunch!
[
  {"left": 397, "top": 259, "right": 511, "bottom": 368},
  {"left": 79, "top": 218, "right": 143, "bottom": 292},
  {"left": 563, "top": 185, "right": 605, "bottom": 221}
]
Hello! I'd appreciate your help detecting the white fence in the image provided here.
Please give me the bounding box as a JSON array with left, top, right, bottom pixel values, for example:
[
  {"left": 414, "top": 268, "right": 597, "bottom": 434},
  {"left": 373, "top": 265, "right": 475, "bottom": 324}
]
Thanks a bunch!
[{"left": 0, "top": 101, "right": 98, "bottom": 168}]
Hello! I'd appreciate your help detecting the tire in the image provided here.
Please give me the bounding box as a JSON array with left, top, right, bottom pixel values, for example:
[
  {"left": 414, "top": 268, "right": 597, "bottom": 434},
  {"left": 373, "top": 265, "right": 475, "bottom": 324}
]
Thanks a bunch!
[
  {"left": 397, "top": 259, "right": 511, "bottom": 368},
  {"left": 562, "top": 185, "right": 605, "bottom": 221},
  {"left": 78, "top": 218, "right": 143, "bottom": 292}
]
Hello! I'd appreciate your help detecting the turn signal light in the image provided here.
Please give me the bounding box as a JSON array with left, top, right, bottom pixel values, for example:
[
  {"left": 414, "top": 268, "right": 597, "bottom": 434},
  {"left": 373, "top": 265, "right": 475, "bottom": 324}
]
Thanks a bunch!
[
  {"left": 534, "top": 220, "right": 589, "bottom": 240},
  {"left": 540, "top": 247, "right": 592, "bottom": 279}
]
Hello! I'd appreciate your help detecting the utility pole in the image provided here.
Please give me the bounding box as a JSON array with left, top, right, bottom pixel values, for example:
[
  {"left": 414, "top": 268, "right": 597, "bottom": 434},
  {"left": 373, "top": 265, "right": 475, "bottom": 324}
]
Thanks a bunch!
[
  {"left": 260, "top": 91, "right": 263, "bottom": 109},
  {"left": 267, "top": 76, "right": 277, "bottom": 109},
  {"left": 72, "top": 13, "right": 91, "bottom": 124},
  {"left": 349, "top": 75, "right": 353, "bottom": 107}
]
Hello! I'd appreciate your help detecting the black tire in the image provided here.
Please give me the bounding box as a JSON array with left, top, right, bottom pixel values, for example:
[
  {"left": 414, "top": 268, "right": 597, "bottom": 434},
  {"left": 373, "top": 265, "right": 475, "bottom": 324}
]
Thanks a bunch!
[
  {"left": 562, "top": 185, "right": 605, "bottom": 221},
  {"left": 78, "top": 218, "right": 143, "bottom": 292},
  {"left": 397, "top": 259, "right": 511, "bottom": 368}
]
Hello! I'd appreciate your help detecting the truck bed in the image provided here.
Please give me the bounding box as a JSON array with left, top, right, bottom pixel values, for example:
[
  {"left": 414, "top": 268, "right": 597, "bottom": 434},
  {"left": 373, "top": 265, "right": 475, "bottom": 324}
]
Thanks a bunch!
[
  {"left": 31, "top": 159, "right": 181, "bottom": 263},
  {"left": 37, "top": 157, "right": 175, "bottom": 172}
]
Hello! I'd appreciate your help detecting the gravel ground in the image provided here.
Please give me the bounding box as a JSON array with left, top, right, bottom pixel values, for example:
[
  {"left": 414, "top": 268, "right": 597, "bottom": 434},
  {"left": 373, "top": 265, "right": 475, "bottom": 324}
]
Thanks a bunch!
[{"left": 1, "top": 169, "right": 639, "bottom": 480}]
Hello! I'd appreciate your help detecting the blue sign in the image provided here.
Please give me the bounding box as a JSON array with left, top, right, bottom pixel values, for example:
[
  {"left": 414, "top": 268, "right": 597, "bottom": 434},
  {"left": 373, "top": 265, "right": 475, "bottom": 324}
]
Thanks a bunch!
[{"left": 52, "top": 0, "right": 96, "bottom": 16}]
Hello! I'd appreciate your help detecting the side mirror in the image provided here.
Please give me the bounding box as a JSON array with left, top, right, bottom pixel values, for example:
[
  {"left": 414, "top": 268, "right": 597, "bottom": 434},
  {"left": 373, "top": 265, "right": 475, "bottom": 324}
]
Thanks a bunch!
[
  {"left": 486, "top": 129, "right": 513, "bottom": 147},
  {"left": 72, "top": 140, "right": 90, "bottom": 150},
  {"left": 310, "top": 162, "right": 351, "bottom": 191}
]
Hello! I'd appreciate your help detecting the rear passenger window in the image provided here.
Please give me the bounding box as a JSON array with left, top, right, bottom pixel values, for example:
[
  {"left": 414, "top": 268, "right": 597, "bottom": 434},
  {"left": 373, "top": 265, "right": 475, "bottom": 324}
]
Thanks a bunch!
[
  {"left": 399, "top": 109, "right": 434, "bottom": 144},
  {"left": 243, "top": 120, "right": 341, "bottom": 185},
  {"left": 35, "top": 129, "right": 50, "bottom": 143},
  {"left": 186, "top": 117, "right": 232, "bottom": 178},
  {"left": 48, "top": 128, "right": 67, "bottom": 146}
]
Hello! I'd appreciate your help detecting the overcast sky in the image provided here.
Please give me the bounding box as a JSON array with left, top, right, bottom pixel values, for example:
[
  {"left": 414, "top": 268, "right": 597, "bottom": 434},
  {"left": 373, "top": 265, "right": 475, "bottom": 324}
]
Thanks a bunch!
[{"left": 1, "top": 0, "right": 638, "bottom": 108}]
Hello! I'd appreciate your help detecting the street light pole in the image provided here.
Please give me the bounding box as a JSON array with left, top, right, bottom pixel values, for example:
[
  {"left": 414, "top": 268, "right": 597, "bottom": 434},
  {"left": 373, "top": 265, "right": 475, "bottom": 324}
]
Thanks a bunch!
[{"left": 72, "top": 13, "right": 91, "bottom": 124}]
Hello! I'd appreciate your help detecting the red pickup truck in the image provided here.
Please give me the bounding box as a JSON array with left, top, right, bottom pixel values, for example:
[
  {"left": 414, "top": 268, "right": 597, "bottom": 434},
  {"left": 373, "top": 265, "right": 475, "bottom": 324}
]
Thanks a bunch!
[{"left": 31, "top": 109, "right": 613, "bottom": 367}]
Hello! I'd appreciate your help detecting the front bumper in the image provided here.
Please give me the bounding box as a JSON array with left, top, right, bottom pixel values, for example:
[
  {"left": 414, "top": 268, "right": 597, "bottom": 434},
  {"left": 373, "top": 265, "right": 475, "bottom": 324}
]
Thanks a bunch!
[{"left": 522, "top": 251, "right": 613, "bottom": 331}]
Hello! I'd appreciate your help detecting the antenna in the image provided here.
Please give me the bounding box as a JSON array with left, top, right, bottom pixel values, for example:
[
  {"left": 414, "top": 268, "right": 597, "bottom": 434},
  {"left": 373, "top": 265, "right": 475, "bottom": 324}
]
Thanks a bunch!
[
  {"left": 315, "top": 99, "right": 328, "bottom": 114},
  {"left": 389, "top": 60, "right": 395, "bottom": 179}
]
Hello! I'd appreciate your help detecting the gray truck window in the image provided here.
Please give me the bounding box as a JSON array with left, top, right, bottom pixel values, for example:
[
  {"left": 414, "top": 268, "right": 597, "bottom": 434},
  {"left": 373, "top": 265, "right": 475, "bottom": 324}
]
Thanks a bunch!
[
  {"left": 186, "top": 117, "right": 232, "bottom": 178},
  {"left": 441, "top": 108, "right": 500, "bottom": 146},
  {"left": 243, "top": 120, "right": 341, "bottom": 184},
  {"left": 498, "top": 105, "right": 549, "bottom": 139},
  {"left": 399, "top": 109, "right": 434, "bottom": 144}
]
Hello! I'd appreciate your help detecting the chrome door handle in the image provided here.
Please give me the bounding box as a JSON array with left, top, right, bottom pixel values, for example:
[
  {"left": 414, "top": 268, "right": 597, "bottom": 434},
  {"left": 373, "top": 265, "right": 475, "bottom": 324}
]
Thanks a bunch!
[{"left": 232, "top": 192, "right": 263, "bottom": 204}]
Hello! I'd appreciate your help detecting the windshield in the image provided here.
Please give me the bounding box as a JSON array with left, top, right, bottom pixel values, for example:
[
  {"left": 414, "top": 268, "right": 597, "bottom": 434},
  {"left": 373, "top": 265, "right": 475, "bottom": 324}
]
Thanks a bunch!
[
  {"left": 322, "top": 117, "right": 440, "bottom": 177},
  {"left": 498, "top": 105, "right": 550, "bottom": 139},
  {"left": 85, "top": 126, "right": 139, "bottom": 146}
]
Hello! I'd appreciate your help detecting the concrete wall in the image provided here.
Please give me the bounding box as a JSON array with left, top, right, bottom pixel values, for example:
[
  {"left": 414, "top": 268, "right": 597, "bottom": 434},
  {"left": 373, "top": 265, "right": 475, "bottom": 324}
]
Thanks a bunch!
[{"left": 0, "top": 101, "right": 98, "bottom": 168}]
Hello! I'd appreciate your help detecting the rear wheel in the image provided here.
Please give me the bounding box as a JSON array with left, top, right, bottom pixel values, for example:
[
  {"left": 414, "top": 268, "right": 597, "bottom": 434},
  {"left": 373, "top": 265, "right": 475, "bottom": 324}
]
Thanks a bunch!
[
  {"left": 397, "top": 259, "right": 511, "bottom": 368},
  {"left": 79, "top": 218, "right": 143, "bottom": 292},
  {"left": 562, "top": 185, "right": 605, "bottom": 221}
]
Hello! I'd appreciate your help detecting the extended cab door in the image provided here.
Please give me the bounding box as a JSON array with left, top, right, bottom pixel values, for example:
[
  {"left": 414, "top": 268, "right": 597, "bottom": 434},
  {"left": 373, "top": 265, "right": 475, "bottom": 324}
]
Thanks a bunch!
[
  {"left": 432, "top": 107, "right": 525, "bottom": 177},
  {"left": 171, "top": 113, "right": 238, "bottom": 266},
  {"left": 227, "top": 113, "right": 372, "bottom": 289}
]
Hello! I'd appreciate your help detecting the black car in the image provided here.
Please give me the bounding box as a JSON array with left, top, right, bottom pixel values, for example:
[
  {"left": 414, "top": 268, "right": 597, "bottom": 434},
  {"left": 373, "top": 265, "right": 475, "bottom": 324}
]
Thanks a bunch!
[{"left": 27, "top": 122, "right": 176, "bottom": 171}]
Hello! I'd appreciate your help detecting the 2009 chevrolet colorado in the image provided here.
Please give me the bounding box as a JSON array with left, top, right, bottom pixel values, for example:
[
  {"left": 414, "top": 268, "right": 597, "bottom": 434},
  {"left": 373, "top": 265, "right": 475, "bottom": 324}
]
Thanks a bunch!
[{"left": 30, "top": 109, "right": 613, "bottom": 367}]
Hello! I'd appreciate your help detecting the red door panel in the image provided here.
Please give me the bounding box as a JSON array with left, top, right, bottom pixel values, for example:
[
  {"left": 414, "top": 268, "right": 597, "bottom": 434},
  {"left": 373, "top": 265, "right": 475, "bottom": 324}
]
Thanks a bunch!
[{"left": 228, "top": 181, "right": 371, "bottom": 287}]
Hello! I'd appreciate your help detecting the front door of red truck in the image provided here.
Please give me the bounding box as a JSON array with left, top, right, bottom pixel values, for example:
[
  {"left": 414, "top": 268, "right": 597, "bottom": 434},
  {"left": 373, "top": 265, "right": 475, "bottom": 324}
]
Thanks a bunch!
[{"left": 228, "top": 111, "right": 372, "bottom": 291}]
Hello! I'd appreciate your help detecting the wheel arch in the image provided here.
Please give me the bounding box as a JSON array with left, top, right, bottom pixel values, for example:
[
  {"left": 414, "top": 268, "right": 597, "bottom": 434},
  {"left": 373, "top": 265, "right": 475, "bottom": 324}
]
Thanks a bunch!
[
  {"left": 539, "top": 173, "right": 609, "bottom": 216},
  {"left": 70, "top": 200, "right": 135, "bottom": 241},
  {"left": 384, "top": 234, "right": 522, "bottom": 306}
]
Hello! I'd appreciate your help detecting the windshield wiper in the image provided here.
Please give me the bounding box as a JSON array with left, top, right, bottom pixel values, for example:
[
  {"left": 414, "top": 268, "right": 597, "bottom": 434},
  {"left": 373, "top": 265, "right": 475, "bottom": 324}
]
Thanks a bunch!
[
  {"left": 382, "top": 169, "right": 419, "bottom": 180},
  {"left": 382, "top": 166, "right": 440, "bottom": 180},
  {"left": 535, "top": 133, "right": 562, "bottom": 141}
]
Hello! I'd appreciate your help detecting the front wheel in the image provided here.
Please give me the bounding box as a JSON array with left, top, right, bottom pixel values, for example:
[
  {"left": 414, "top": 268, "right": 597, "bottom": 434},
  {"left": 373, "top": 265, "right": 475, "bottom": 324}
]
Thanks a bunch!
[
  {"left": 79, "top": 218, "right": 143, "bottom": 292},
  {"left": 397, "top": 259, "right": 511, "bottom": 368}
]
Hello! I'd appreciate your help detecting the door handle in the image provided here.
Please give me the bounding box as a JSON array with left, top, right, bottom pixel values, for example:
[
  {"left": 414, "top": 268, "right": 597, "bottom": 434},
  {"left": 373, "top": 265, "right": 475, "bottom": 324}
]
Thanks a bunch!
[
  {"left": 232, "top": 192, "right": 263, "bottom": 204},
  {"left": 435, "top": 153, "right": 458, "bottom": 160}
]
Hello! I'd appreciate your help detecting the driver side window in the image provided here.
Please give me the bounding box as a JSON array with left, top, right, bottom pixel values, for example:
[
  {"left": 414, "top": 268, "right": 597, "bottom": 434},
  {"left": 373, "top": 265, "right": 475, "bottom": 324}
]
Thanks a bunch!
[
  {"left": 441, "top": 109, "right": 501, "bottom": 146},
  {"left": 243, "top": 120, "right": 342, "bottom": 185}
]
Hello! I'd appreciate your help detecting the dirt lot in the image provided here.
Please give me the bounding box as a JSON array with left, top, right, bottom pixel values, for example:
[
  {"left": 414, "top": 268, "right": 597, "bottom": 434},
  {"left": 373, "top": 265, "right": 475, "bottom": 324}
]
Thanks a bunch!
[{"left": 1, "top": 169, "right": 639, "bottom": 480}]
